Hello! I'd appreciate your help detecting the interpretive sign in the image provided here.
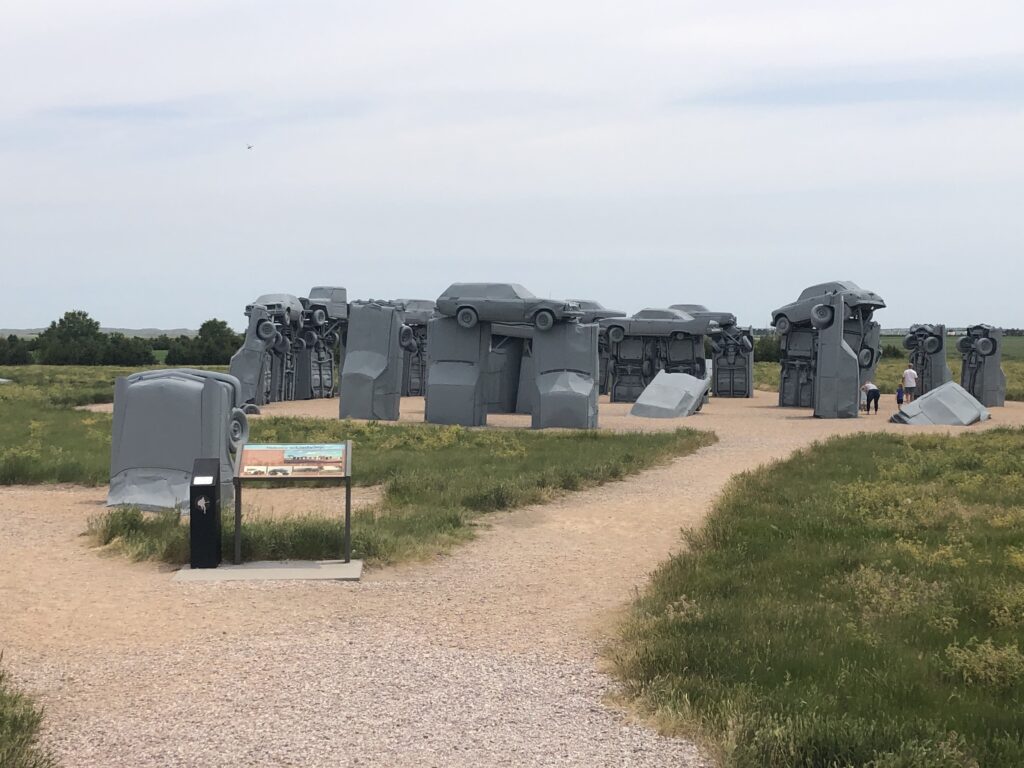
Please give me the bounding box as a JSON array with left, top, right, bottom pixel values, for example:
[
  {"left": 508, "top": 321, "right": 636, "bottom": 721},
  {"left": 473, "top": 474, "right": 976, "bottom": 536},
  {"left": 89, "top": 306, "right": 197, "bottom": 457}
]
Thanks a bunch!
[
  {"left": 233, "top": 440, "right": 353, "bottom": 564},
  {"left": 240, "top": 442, "right": 352, "bottom": 478}
]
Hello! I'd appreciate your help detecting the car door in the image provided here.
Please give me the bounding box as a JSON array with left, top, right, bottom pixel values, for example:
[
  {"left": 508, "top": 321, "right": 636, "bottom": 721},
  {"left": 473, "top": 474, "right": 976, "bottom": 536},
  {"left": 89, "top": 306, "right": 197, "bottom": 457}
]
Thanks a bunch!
[{"left": 492, "top": 285, "right": 525, "bottom": 323}]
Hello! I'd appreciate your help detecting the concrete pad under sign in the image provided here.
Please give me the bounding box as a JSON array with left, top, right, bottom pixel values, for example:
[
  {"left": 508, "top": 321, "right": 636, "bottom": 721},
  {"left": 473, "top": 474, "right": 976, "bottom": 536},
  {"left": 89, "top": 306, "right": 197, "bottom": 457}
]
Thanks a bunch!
[{"left": 172, "top": 559, "right": 363, "bottom": 583}]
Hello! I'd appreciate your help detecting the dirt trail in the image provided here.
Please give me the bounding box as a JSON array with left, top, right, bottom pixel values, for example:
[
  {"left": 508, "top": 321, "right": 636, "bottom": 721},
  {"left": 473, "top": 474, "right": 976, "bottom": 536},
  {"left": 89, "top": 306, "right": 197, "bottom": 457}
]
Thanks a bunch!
[{"left": 5, "top": 392, "right": 1023, "bottom": 767}]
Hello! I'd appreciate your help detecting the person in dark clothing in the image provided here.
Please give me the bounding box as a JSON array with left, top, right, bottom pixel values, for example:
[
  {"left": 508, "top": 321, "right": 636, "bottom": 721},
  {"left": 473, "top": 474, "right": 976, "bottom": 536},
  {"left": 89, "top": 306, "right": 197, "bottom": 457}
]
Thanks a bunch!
[{"left": 861, "top": 381, "right": 881, "bottom": 414}]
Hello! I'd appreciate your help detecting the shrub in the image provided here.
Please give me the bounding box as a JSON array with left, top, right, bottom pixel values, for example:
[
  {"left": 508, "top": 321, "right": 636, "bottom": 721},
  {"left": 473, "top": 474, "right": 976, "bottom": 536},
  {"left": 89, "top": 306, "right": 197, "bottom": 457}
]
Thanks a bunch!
[{"left": 0, "top": 662, "right": 55, "bottom": 768}]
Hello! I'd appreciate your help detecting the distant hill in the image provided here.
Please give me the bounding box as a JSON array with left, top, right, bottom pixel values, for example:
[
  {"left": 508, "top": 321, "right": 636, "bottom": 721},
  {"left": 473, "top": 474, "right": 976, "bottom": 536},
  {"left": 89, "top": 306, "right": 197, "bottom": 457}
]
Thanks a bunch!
[{"left": 0, "top": 327, "right": 198, "bottom": 339}]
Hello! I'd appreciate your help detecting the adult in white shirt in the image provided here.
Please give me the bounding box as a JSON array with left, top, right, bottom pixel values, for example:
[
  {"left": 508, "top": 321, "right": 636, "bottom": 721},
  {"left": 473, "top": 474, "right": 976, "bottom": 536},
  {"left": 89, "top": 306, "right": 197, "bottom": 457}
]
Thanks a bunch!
[
  {"left": 860, "top": 380, "right": 880, "bottom": 414},
  {"left": 902, "top": 366, "right": 919, "bottom": 402}
]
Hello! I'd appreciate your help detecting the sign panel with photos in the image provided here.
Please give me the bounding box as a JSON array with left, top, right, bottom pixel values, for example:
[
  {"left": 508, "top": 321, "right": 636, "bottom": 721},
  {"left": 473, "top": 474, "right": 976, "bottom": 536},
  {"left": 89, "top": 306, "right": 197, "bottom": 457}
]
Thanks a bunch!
[{"left": 240, "top": 442, "right": 351, "bottom": 479}]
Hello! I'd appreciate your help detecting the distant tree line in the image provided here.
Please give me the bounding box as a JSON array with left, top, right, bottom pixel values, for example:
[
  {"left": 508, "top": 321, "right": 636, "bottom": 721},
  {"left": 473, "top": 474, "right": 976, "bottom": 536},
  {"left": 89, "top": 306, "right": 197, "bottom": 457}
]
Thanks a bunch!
[
  {"left": 165, "top": 320, "right": 242, "bottom": 366},
  {"left": 0, "top": 311, "right": 241, "bottom": 366},
  {"left": 0, "top": 334, "right": 32, "bottom": 364}
]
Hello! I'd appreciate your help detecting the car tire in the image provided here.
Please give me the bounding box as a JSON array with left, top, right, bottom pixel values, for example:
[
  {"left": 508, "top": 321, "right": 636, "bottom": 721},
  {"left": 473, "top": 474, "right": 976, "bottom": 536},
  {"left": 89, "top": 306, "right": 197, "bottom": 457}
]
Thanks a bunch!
[
  {"left": 957, "top": 336, "right": 974, "bottom": 354},
  {"left": 774, "top": 315, "right": 791, "bottom": 335},
  {"left": 672, "top": 331, "right": 686, "bottom": 341},
  {"left": 228, "top": 408, "right": 249, "bottom": 451},
  {"left": 312, "top": 308, "right": 328, "bottom": 326},
  {"left": 924, "top": 336, "right": 942, "bottom": 354},
  {"left": 811, "top": 304, "right": 834, "bottom": 329},
  {"left": 903, "top": 333, "right": 917, "bottom": 350},
  {"left": 976, "top": 337, "right": 996, "bottom": 356},
  {"left": 242, "top": 404, "right": 260, "bottom": 416},
  {"left": 456, "top": 307, "right": 478, "bottom": 329},
  {"left": 256, "top": 320, "right": 276, "bottom": 341},
  {"left": 858, "top": 348, "right": 874, "bottom": 368},
  {"left": 608, "top": 326, "right": 625, "bottom": 344},
  {"left": 302, "top": 330, "right": 318, "bottom": 347},
  {"left": 534, "top": 310, "right": 555, "bottom": 331},
  {"left": 399, "top": 324, "right": 416, "bottom": 350}
]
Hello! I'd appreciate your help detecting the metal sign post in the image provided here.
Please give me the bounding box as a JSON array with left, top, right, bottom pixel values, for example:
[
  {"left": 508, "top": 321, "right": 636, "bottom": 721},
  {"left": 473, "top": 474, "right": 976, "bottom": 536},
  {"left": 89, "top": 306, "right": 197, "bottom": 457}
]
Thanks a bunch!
[{"left": 233, "top": 441, "right": 353, "bottom": 564}]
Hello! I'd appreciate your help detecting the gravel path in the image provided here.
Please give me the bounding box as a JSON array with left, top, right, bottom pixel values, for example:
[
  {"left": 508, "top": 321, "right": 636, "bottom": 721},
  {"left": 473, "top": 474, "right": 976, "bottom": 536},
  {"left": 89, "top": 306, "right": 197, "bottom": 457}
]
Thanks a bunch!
[{"left": 6, "top": 392, "right": 1024, "bottom": 767}]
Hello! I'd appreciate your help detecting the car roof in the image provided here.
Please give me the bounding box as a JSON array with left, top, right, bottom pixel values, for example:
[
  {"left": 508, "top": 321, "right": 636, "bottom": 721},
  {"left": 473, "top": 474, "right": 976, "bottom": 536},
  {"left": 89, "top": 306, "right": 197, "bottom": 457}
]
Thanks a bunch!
[
  {"left": 797, "top": 281, "right": 860, "bottom": 300},
  {"left": 440, "top": 282, "right": 537, "bottom": 299},
  {"left": 633, "top": 307, "right": 692, "bottom": 320}
]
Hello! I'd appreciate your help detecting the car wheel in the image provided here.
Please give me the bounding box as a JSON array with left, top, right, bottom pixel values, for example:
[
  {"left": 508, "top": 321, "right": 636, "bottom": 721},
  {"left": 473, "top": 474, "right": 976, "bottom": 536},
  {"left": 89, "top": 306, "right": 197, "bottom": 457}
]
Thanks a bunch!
[
  {"left": 399, "top": 324, "right": 416, "bottom": 350},
  {"left": 957, "top": 336, "right": 974, "bottom": 354},
  {"left": 534, "top": 309, "right": 555, "bottom": 331},
  {"left": 608, "top": 326, "right": 625, "bottom": 343},
  {"left": 256, "top": 320, "right": 276, "bottom": 341},
  {"left": 924, "top": 336, "right": 942, "bottom": 354},
  {"left": 312, "top": 308, "right": 327, "bottom": 325},
  {"left": 457, "top": 307, "right": 478, "bottom": 329},
  {"left": 672, "top": 331, "right": 686, "bottom": 341},
  {"left": 228, "top": 408, "right": 249, "bottom": 450},
  {"left": 302, "top": 330, "right": 318, "bottom": 347},
  {"left": 242, "top": 403, "right": 260, "bottom": 416},
  {"left": 858, "top": 348, "right": 874, "bottom": 368},
  {"left": 976, "top": 337, "right": 996, "bottom": 356},
  {"left": 774, "top": 315, "right": 791, "bottom": 335},
  {"left": 903, "top": 333, "right": 917, "bottom": 350},
  {"left": 811, "top": 304, "right": 834, "bottom": 329}
]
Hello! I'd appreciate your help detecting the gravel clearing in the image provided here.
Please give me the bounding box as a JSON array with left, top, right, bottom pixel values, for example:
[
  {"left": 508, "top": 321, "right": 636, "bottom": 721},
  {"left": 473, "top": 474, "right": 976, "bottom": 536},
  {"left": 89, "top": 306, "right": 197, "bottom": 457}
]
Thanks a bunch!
[{"left": 6, "top": 392, "right": 1024, "bottom": 767}]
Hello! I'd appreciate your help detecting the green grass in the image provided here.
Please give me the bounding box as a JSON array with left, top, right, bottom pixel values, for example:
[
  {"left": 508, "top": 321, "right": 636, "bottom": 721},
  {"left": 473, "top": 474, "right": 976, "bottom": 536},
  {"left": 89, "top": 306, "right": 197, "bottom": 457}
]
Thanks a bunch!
[
  {"left": 2, "top": 367, "right": 715, "bottom": 565},
  {"left": 754, "top": 358, "right": 1024, "bottom": 401},
  {"left": 0, "top": 365, "right": 227, "bottom": 407},
  {"left": 90, "top": 420, "right": 715, "bottom": 564},
  {"left": 0, "top": 365, "right": 227, "bottom": 485},
  {"left": 612, "top": 429, "right": 1024, "bottom": 767},
  {"left": 0, "top": 662, "right": 54, "bottom": 768}
]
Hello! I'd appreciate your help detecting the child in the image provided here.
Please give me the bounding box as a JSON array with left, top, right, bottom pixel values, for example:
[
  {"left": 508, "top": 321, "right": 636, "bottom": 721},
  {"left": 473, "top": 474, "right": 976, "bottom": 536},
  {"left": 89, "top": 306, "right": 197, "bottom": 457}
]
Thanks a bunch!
[{"left": 896, "top": 384, "right": 904, "bottom": 407}]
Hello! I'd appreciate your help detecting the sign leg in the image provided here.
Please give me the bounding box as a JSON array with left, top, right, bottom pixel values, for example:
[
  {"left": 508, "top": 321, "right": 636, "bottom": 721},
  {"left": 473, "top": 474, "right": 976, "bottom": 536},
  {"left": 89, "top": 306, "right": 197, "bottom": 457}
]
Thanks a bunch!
[
  {"left": 344, "top": 477, "right": 352, "bottom": 563},
  {"left": 233, "top": 477, "right": 242, "bottom": 565}
]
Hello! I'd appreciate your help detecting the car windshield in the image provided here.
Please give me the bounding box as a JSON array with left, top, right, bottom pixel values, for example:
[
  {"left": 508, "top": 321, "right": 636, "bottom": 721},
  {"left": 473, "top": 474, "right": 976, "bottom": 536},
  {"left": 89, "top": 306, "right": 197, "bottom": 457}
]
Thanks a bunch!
[{"left": 509, "top": 284, "right": 536, "bottom": 299}]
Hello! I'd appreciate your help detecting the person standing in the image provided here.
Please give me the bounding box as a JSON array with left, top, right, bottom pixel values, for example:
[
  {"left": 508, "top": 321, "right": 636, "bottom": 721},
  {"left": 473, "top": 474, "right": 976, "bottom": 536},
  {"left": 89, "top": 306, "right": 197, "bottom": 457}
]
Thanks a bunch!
[
  {"left": 896, "top": 384, "right": 905, "bottom": 407},
  {"left": 861, "top": 380, "right": 881, "bottom": 414},
  {"left": 902, "top": 366, "right": 919, "bottom": 402}
]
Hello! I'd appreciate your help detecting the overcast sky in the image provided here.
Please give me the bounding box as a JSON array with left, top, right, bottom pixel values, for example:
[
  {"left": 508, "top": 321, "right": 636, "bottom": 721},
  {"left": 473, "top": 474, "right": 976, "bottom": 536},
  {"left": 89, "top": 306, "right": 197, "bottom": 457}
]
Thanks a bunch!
[{"left": 2, "top": 1, "right": 1022, "bottom": 331}]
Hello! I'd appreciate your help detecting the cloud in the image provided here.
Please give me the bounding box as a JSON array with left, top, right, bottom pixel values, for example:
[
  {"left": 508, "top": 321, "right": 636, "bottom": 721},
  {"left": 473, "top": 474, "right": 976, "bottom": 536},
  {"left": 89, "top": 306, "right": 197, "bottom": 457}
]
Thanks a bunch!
[{"left": 677, "top": 60, "right": 1024, "bottom": 108}]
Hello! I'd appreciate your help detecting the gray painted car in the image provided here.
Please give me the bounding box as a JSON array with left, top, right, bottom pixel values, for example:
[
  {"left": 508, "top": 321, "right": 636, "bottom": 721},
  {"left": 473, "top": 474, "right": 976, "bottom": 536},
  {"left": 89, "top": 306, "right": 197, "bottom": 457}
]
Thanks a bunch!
[
  {"left": 307, "top": 286, "right": 348, "bottom": 323},
  {"left": 599, "top": 308, "right": 719, "bottom": 343},
  {"left": 771, "top": 281, "right": 885, "bottom": 334},
  {"left": 436, "top": 283, "right": 582, "bottom": 331},
  {"left": 569, "top": 300, "right": 627, "bottom": 325},
  {"left": 670, "top": 304, "right": 738, "bottom": 328},
  {"left": 247, "top": 293, "right": 305, "bottom": 331}
]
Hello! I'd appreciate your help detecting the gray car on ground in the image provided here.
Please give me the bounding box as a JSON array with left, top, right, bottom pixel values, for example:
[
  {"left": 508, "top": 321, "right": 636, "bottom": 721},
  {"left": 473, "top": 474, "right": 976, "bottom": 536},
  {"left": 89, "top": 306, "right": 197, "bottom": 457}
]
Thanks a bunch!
[
  {"left": 599, "top": 308, "right": 719, "bottom": 343},
  {"left": 771, "top": 281, "right": 885, "bottom": 334},
  {"left": 436, "top": 283, "right": 582, "bottom": 331}
]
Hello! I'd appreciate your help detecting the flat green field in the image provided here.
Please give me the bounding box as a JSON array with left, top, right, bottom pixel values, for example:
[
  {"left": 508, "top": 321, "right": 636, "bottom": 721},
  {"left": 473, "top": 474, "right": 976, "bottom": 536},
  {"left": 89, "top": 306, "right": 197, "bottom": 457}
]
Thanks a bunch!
[{"left": 613, "top": 429, "right": 1024, "bottom": 767}]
